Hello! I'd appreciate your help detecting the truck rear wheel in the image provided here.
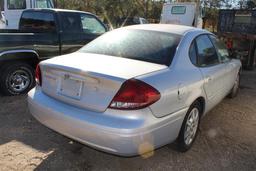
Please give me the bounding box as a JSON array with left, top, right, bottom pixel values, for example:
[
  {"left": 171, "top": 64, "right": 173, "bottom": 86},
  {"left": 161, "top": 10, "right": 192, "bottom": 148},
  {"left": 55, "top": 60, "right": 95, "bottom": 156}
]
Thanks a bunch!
[{"left": 0, "top": 62, "right": 35, "bottom": 96}]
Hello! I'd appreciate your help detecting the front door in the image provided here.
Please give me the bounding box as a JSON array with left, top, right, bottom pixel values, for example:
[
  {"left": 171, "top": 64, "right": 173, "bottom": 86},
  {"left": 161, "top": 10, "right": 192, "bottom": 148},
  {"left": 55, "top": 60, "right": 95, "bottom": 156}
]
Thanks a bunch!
[
  {"left": 59, "top": 12, "right": 107, "bottom": 55},
  {"left": 209, "top": 35, "right": 237, "bottom": 94}
]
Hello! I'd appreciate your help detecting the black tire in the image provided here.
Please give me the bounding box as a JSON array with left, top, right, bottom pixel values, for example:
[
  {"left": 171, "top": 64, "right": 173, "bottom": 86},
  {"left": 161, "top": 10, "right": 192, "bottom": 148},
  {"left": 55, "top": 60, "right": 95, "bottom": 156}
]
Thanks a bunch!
[
  {"left": 176, "top": 101, "right": 202, "bottom": 152},
  {"left": 0, "top": 62, "right": 35, "bottom": 96},
  {"left": 228, "top": 73, "right": 240, "bottom": 98},
  {"left": 228, "top": 72, "right": 240, "bottom": 98}
]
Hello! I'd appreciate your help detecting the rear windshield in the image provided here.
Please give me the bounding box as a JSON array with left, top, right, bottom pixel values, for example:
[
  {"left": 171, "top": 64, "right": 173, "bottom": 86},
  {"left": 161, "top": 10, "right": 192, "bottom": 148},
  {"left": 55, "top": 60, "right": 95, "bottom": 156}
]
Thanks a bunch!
[
  {"left": 80, "top": 29, "right": 181, "bottom": 66},
  {"left": 20, "top": 11, "right": 56, "bottom": 32}
]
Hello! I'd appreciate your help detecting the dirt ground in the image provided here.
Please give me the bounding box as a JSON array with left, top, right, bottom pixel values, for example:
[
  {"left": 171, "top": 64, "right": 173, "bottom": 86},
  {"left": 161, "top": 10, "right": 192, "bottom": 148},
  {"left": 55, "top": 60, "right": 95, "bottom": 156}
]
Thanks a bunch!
[{"left": 0, "top": 70, "right": 255, "bottom": 171}]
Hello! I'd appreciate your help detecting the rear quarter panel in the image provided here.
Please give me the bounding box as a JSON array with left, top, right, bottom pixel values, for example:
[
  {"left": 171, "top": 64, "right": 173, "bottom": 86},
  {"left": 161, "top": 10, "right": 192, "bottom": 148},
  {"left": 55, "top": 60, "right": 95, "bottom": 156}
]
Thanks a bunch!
[{"left": 137, "top": 30, "right": 207, "bottom": 118}]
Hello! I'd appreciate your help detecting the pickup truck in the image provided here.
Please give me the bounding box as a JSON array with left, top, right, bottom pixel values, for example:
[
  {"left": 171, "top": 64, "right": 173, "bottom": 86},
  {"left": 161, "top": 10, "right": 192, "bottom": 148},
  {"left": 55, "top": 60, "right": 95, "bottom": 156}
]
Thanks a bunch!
[{"left": 0, "top": 8, "right": 107, "bottom": 95}]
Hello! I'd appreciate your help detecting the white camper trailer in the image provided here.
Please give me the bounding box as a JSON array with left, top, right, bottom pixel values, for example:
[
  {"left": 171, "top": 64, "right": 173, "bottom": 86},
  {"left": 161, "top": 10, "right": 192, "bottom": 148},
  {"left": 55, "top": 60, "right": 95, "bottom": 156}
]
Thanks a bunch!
[
  {"left": 0, "top": 0, "right": 54, "bottom": 29},
  {"left": 160, "top": 2, "right": 203, "bottom": 28}
]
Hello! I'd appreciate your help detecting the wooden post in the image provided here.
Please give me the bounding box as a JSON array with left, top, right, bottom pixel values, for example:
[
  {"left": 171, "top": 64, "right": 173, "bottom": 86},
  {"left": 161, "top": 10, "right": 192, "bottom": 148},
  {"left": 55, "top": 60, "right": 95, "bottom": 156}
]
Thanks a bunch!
[{"left": 248, "top": 39, "right": 256, "bottom": 69}]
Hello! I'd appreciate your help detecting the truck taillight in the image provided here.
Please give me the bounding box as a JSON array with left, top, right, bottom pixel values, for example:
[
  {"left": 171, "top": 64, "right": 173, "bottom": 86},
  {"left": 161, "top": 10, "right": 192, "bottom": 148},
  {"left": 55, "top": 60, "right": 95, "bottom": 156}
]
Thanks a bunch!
[
  {"left": 109, "top": 79, "right": 160, "bottom": 110},
  {"left": 35, "top": 64, "right": 42, "bottom": 86}
]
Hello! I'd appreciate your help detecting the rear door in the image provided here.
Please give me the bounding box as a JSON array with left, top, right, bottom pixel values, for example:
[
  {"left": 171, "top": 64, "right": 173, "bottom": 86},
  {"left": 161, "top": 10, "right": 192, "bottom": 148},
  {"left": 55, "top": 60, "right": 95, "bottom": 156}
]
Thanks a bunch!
[
  {"left": 59, "top": 12, "right": 106, "bottom": 55},
  {"left": 4, "top": 0, "right": 27, "bottom": 29},
  {"left": 194, "top": 34, "right": 227, "bottom": 103}
]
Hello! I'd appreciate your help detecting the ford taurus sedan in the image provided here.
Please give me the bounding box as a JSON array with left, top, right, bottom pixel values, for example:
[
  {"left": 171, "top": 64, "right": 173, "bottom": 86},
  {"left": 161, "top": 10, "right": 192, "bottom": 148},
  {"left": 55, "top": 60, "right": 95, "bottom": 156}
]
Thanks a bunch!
[{"left": 28, "top": 24, "right": 241, "bottom": 156}]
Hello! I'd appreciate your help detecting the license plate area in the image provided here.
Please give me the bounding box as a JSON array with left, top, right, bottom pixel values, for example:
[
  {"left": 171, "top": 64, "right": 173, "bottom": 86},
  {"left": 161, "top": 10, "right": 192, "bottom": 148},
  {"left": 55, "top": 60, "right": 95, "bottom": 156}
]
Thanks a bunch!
[{"left": 58, "top": 75, "right": 83, "bottom": 100}]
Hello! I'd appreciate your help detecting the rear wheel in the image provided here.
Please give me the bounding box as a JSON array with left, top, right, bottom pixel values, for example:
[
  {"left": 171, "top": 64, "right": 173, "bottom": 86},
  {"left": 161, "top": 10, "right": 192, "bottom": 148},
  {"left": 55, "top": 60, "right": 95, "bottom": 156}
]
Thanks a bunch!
[
  {"left": 0, "top": 62, "right": 35, "bottom": 96},
  {"left": 176, "top": 102, "right": 201, "bottom": 152}
]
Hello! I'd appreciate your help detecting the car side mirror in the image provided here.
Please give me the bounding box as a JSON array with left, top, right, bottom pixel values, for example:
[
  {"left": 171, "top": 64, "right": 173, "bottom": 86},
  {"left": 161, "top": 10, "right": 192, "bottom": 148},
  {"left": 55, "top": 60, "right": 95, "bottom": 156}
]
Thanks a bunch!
[
  {"left": 229, "top": 51, "right": 238, "bottom": 59},
  {"left": 104, "top": 24, "right": 112, "bottom": 31}
]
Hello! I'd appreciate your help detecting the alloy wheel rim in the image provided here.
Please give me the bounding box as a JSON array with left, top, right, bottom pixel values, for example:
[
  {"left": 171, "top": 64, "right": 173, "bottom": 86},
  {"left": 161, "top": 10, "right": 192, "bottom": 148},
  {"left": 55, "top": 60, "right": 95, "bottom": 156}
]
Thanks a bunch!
[
  {"left": 184, "top": 108, "right": 199, "bottom": 146},
  {"left": 8, "top": 70, "right": 30, "bottom": 93}
]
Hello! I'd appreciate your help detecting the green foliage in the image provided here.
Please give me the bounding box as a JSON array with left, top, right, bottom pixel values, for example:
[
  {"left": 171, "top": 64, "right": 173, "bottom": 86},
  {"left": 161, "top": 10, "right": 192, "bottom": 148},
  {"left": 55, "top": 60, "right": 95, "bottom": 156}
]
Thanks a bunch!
[
  {"left": 203, "top": 7, "right": 218, "bottom": 32},
  {"left": 54, "top": 0, "right": 165, "bottom": 26},
  {"left": 246, "top": 0, "right": 256, "bottom": 9},
  {"left": 54, "top": 0, "right": 251, "bottom": 31},
  {"left": 237, "top": 0, "right": 256, "bottom": 9}
]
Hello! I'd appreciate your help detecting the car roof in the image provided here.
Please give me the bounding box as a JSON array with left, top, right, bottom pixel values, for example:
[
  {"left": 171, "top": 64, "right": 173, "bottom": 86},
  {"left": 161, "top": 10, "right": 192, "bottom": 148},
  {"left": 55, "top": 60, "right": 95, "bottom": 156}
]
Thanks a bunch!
[
  {"left": 123, "top": 24, "right": 206, "bottom": 35},
  {"left": 23, "top": 8, "right": 93, "bottom": 15}
]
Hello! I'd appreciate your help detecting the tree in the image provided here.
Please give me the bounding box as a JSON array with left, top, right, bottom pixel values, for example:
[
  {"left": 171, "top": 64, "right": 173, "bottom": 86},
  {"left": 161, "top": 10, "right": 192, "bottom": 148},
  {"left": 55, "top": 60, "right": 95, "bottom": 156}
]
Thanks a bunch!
[
  {"left": 246, "top": 0, "right": 256, "bottom": 9},
  {"left": 54, "top": 0, "right": 165, "bottom": 27},
  {"left": 203, "top": 7, "right": 218, "bottom": 32},
  {"left": 237, "top": 0, "right": 256, "bottom": 9}
]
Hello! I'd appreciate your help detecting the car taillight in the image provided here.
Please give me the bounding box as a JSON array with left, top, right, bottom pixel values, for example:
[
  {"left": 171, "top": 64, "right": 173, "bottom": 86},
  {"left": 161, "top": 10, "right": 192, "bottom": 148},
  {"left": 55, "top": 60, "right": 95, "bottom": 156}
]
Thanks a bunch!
[
  {"left": 35, "top": 64, "right": 42, "bottom": 86},
  {"left": 109, "top": 79, "right": 160, "bottom": 110}
]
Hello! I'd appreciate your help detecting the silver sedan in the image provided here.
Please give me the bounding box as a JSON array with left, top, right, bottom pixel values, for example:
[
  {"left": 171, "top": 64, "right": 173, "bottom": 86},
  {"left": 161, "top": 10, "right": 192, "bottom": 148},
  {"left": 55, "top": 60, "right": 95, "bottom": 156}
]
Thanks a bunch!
[{"left": 28, "top": 24, "right": 241, "bottom": 156}]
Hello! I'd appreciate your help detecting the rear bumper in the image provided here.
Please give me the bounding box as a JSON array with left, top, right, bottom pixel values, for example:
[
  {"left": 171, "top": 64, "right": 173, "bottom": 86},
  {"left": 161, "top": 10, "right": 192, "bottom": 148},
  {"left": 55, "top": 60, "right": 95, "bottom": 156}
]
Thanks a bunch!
[{"left": 28, "top": 88, "right": 187, "bottom": 156}]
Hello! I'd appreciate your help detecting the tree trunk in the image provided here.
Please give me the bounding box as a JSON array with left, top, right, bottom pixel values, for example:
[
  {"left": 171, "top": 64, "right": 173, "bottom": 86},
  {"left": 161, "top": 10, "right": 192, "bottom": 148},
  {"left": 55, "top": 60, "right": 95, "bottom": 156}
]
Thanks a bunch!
[{"left": 202, "top": 18, "right": 206, "bottom": 29}]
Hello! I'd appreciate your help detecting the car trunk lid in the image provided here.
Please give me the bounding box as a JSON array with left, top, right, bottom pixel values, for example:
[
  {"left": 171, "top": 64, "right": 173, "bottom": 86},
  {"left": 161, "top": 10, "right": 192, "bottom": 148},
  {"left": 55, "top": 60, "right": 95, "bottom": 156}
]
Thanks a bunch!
[{"left": 40, "top": 52, "right": 167, "bottom": 112}]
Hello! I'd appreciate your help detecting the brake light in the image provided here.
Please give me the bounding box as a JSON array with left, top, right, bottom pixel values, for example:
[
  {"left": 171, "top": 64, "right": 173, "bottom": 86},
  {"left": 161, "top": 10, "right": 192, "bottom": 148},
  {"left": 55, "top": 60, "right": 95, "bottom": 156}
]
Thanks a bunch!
[
  {"left": 35, "top": 64, "right": 42, "bottom": 86},
  {"left": 109, "top": 79, "right": 160, "bottom": 110}
]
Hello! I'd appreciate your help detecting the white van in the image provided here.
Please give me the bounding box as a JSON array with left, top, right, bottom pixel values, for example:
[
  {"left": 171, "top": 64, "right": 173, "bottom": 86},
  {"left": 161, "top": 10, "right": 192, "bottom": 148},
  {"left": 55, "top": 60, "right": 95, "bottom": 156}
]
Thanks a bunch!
[
  {"left": 0, "top": 0, "right": 54, "bottom": 29},
  {"left": 160, "top": 2, "right": 203, "bottom": 28}
]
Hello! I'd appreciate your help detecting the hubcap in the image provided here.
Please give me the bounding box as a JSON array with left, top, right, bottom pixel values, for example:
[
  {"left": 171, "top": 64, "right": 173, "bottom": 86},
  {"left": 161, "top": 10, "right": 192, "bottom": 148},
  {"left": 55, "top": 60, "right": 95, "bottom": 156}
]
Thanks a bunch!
[
  {"left": 8, "top": 70, "right": 30, "bottom": 93},
  {"left": 184, "top": 108, "right": 199, "bottom": 146}
]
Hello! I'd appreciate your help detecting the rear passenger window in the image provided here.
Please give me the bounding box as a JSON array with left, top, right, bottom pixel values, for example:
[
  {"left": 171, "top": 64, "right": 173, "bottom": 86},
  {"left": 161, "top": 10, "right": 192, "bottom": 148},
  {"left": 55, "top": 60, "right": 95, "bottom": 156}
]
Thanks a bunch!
[
  {"left": 20, "top": 12, "right": 56, "bottom": 32},
  {"left": 195, "top": 35, "right": 219, "bottom": 67}
]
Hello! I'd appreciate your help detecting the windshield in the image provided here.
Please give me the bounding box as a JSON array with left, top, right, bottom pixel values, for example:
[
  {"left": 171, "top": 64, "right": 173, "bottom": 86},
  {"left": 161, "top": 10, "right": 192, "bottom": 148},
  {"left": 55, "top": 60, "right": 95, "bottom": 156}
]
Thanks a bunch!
[{"left": 80, "top": 29, "right": 181, "bottom": 66}]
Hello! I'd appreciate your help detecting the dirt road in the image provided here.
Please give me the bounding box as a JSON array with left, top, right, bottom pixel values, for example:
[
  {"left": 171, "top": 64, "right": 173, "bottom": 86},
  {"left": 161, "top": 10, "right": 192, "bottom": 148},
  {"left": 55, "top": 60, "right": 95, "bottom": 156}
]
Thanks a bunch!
[{"left": 0, "top": 70, "right": 255, "bottom": 171}]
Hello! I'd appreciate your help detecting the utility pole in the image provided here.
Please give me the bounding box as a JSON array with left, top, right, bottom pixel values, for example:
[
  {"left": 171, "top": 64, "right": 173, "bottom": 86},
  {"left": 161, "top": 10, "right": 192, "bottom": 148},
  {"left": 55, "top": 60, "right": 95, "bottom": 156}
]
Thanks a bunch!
[
  {"left": 54, "top": 0, "right": 57, "bottom": 8},
  {"left": 195, "top": 0, "right": 200, "bottom": 27}
]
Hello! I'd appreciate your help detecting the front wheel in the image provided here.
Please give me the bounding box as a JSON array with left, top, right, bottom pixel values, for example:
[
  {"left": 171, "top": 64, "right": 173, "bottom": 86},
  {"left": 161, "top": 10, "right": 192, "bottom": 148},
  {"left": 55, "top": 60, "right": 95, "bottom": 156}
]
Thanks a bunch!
[
  {"left": 228, "top": 73, "right": 240, "bottom": 98},
  {"left": 0, "top": 62, "right": 35, "bottom": 96},
  {"left": 176, "top": 102, "right": 201, "bottom": 152}
]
